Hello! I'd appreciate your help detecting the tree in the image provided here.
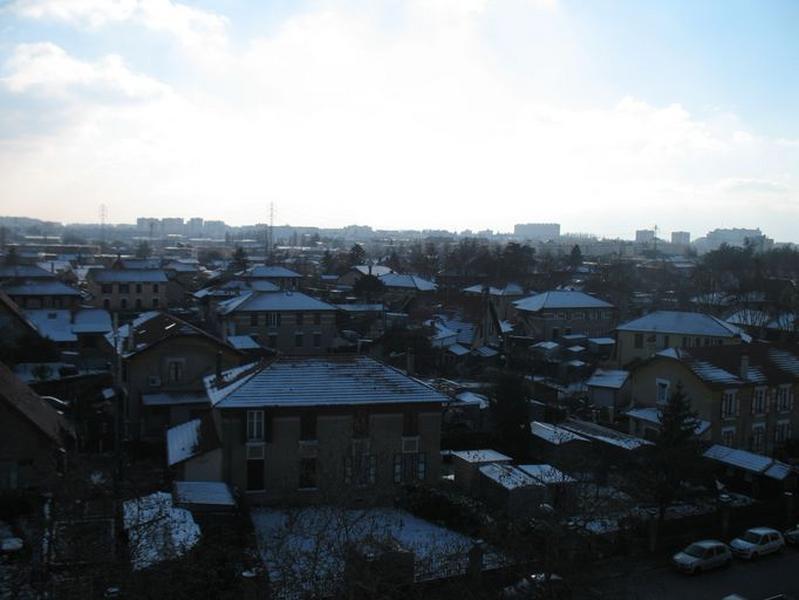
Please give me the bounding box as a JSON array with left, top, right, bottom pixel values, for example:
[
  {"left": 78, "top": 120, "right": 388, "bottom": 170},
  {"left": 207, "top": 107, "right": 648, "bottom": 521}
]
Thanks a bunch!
[
  {"left": 568, "top": 244, "right": 583, "bottom": 268},
  {"left": 230, "top": 246, "right": 248, "bottom": 272},
  {"left": 489, "top": 373, "right": 530, "bottom": 460},
  {"left": 348, "top": 244, "right": 366, "bottom": 267},
  {"left": 135, "top": 241, "right": 152, "bottom": 259},
  {"left": 353, "top": 274, "right": 385, "bottom": 303}
]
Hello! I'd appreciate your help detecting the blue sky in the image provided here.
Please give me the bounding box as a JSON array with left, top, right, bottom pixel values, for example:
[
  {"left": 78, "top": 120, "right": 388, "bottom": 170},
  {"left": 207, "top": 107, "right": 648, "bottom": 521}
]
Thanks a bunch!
[{"left": 0, "top": 0, "right": 797, "bottom": 241}]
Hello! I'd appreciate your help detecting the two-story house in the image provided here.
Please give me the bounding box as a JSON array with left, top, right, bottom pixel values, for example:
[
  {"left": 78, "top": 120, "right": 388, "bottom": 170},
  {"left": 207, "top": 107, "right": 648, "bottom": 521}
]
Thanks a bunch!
[
  {"left": 218, "top": 291, "right": 338, "bottom": 354},
  {"left": 87, "top": 268, "right": 169, "bottom": 311},
  {"left": 239, "top": 265, "right": 303, "bottom": 290},
  {"left": 616, "top": 310, "right": 746, "bottom": 367},
  {"left": 201, "top": 356, "right": 446, "bottom": 503},
  {"left": 110, "top": 311, "right": 245, "bottom": 438},
  {"left": 2, "top": 280, "right": 82, "bottom": 310},
  {"left": 513, "top": 290, "right": 615, "bottom": 341},
  {"left": 627, "top": 343, "right": 799, "bottom": 455}
]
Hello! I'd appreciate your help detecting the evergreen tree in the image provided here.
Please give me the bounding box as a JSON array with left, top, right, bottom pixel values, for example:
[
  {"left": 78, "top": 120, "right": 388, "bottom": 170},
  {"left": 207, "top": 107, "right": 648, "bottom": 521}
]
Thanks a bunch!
[
  {"left": 568, "top": 244, "right": 583, "bottom": 268},
  {"left": 348, "top": 243, "right": 366, "bottom": 267},
  {"left": 230, "top": 246, "right": 248, "bottom": 272}
]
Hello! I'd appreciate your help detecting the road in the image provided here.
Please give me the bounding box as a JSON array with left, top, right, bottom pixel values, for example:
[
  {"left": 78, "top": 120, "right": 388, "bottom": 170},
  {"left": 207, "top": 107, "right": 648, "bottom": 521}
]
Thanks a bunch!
[{"left": 591, "top": 546, "right": 799, "bottom": 600}]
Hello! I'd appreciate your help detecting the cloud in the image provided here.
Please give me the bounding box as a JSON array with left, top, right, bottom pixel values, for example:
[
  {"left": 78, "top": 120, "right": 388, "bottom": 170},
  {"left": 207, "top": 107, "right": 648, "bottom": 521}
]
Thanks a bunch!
[
  {"left": 8, "top": 0, "right": 229, "bottom": 50},
  {"left": 720, "top": 178, "right": 790, "bottom": 195}
]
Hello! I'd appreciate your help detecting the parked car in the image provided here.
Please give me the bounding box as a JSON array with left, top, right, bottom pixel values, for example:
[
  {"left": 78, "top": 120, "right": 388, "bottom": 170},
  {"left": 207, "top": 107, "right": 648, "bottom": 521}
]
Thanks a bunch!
[
  {"left": 671, "top": 540, "right": 732, "bottom": 574},
  {"left": 501, "top": 573, "right": 571, "bottom": 599},
  {"left": 784, "top": 524, "right": 799, "bottom": 546},
  {"left": 729, "top": 527, "right": 785, "bottom": 559}
]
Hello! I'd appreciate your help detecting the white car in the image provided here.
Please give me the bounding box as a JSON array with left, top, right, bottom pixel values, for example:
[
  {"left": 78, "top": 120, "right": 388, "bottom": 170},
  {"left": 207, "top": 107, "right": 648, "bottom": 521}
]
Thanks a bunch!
[
  {"left": 729, "top": 527, "right": 785, "bottom": 559},
  {"left": 671, "top": 540, "right": 732, "bottom": 574}
]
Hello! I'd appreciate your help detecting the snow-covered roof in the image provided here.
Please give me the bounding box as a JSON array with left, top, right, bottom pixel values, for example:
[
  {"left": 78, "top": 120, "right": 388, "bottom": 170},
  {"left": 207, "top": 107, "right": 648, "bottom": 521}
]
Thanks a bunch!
[
  {"left": 588, "top": 337, "right": 616, "bottom": 345},
  {"left": 561, "top": 418, "right": 651, "bottom": 450},
  {"left": 71, "top": 309, "right": 112, "bottom": 333},
  {"left": 462, "top": 283, "right": 524, "bottom": 297},
  {"left": 514, "top": 291, "right": 613, "bottom": 312},
  {"left": 450, "top": 449, "right": 511, "bottom": 464},
  {"left": 0, "top": 265, "right": 55, "bottom": 279},
  {"left": 455, "top": 391, "right": 489, "bottom": 409},
  {"left": 90, "top": 269, "right": 167, "bottom": 283},
  {"left": 531, "top": 341, "right": 559, "bottom": 351},
  {"left": 217, "top": 291, "right": 335, "bottom": 314},
  {"left": 530, "top": 421, "right": 589, "bottom": 445},
  {"left": 447, "top": 343, "right": 470, "bottom": 356},
  {"left": 227, "top": 334, "right": 263, "bottom": 350},
  {"left": 173, "top": 481, "right": 236, "bottom": 508},
  {"left": 351, "top": 265, "right": 394, "bottom": 277},
  {"left": 725, "top": 309, "right": 770, "bottom": 328},
  {"left": 167, "top": 419, "right": 202, "bottom": 466},
  {"left": 206, "top": 356, "right": 449, "bottom": 409},
  {"left": 586, "top": 369, "right": 629, "bottom": 390},
  {"left": 624, "top": 407, "right": 710, "bottom": 436},
  {"left": 336, "top": 303, "right": 384, "bottom": 313},
  {"left": 25, "top": 308, "right": 112, "bottom": 342},
  {"left": 378, "top": 273, "right": 437, "bottom": 291},
  {"left": 478, "top": 463, "right": 541, "bottom": 490},
  {"left": 3, "top": 281, "right": 81, "bottom": 296},
  {"left": 566, "top": 345, "right": 586, "bottom": 353},
  {"left": 243, "top": 265, "right": 302, "bottom": 279},
  {"left": 518, "top": 464, "right": 577, "bottom": 485},
  {"left": 703, "top": 445, "right": 794, "bottom": 480},
  {"left": 617, "top": 311, "right": 743, "bottom": 337},
  {"left": 122, "top": 492, "right": 201, "bottom": 570},
  {"left": 474, "top": 345, "right": 499, "bottom": 358}
]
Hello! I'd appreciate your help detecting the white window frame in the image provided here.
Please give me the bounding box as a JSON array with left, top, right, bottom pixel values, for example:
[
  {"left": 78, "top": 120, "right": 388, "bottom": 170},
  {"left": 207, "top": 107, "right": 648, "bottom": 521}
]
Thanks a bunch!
[
  {"left": 656, "top": 379, "right": 670, "bottom": 405},
  {"left": 721, "top": 390, "right": 739, "bottom": 419},
  {"left": 777, "top": 385, "right": 793, "bottom": 413},
  {"left": 167, "top": 358, "right": 185, "bottom": 383},
  {"left": 752, "top": 387, "right": 768, "bottom": 416},
  {"left": 721, "top": 426, "right": 736, "bottom": 448},
  {"left": 247, "top": 410, "right": 264, "bottom": 442},
  {"left": 776, "top": 419, "right": 792, "bottom": 444},
  {"left": 751, "top": 423, "right": 766, "bottom": 453}
]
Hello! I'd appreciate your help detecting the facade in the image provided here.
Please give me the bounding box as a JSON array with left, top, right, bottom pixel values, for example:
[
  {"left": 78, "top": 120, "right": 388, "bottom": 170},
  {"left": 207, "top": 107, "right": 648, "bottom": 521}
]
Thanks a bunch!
[
  {"left": 513, "top": 291, "right": 615, "bottom": 341},
  {"left": 240, "top": 265, "right": 303, "bottom": 290},
  {"left": 2, "top": 280, "right": 82, "bottom": 310},
  {"left": 627, "top": 343, "right": 799, "bottom": 455},
  {"left": 616, "top": 311, "right": 745, "bottom": 367},
  {"left": 218, "top": 291, "right": 338, "bottom": 355},
  {"left": 671, "top": 231, "right": 691, "bottom": 245},
  {"left": 205, "top": 356, "right": 446, "bottom": 504},
  {"left": 513, "top": 223, "right": 561, "bottom": 241},
  {"left": 87, "top": 268, "right": 168, "bottom": 311},
  {"left": 0, "top": 362, "right": 75, "bottom": 490},
  {"left": 635, "top": 229, "right": 656, "bottom": 243}
]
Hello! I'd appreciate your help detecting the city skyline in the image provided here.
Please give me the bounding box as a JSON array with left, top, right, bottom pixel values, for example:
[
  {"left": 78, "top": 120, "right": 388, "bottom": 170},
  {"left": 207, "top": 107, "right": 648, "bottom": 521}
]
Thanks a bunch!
[{"left": 1, "top": 1, "right": 798, "bottom": 239}]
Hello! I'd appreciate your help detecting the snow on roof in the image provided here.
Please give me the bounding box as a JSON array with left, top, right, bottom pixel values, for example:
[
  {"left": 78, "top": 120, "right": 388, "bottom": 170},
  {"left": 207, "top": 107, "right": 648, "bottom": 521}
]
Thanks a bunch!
[
  {"left": 378, "top": 273, "right": 437, "bottom": 291},
  {"left": 474, "top": 345, "right": 499, "bottom": 358},
  {"left": 586, "top": 369, "right": 629, "bottom": 390},
  {"left": 588, "top": 337, "right": 616, "bottom": 345},
  {"left": 122, "top": 492, "right": 201, "bottom": 570},
  {"left": 243, "top": 265, "right": 302, "bottom": 279},
  {"left": 173, "top": 481, "right": 236, "bottom": 507},
  {"left": 208, "top": 356, "right": 449, "bottom": 409},
  {"left": 447, "top": 343, "right": 470, "bottom": 356},
  {"left": 566, "top": 345, "right": 586, "bottom": 353},
  {"left": 90, "top": 269, "right": 167, "bottom": 283},
  {"left": 227, "top": 335, "right": 263, "bottom": 350},
  {"left": 703, "top": 444, "right": 793, "bottom": 480},
  {"left": 530, "top": 421, "right": 589, "bottom": 445},
  {"left": 514, "top": 291, "right": 613, "bottom": 312},
  {"left": 167, "top": 419, "right": 202, "bottom": 466},
  {"left": 561, "top": 418, "right": 651, "bottom": 450},
  {"left": 351, "top": 265, "right": 394, "bottom": 277},
  {"left": 624, "top": 407, "right": 710, "bottom": 436},
  {"left": 455, "top": 391, "right": 489, "bottom": 409},
  {"left": 531, "top": 341, "right": 559, "bottom": 351},
  {"left": 617, "top": 311, "right": 743, "bottom": 337},
  {"left": 518, "top": 464, "right": 577, "bottom": 485},
  {"left": 0, "top": 265, "right": 55, "bottom": 279},
  {"left": 768, "top": 348, "right": 799, "bottom": 376},
  {"left": 24, "top": 310, "right": 76, "bottom": 342},
  {"left": 218, "top": 291, "right": 335, "bottom": 314},
  {"left": 3, "top": 281, "right": 81, "bottom": 296},
  {"left": 335, "top": 303, "right": 384, "bottom": 313},
  {"left": 478, "top": 463, "right": 541, "bottom": 490},
  {"left": 71, "top": 309, "right": 112, "bottom": 333},
  {"left": 450, "top": 449, "right": 512, "bottom": 464},
  {"left": 462, "top": 283, "right": 523, "bottom": 297}
]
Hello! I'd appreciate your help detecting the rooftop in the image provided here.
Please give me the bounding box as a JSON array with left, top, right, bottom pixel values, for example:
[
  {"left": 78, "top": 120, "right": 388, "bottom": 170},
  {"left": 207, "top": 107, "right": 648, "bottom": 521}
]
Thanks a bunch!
[
  {"left": 242, "top": 265, "right": 302, "bottom": 279},
  {"left": 378, "top": 273, "right": 437, "bottom": 291},
  {"left": 450, "top": 449, "right": 512, "bottom": 463},
  {"left": 2, "top": 280, "right": 81, "bottom": 296},
  {"left": 617, "top": 311, "right": 745, "bottom": 338},
  {"left": 478, "top": 463, "right": 540, "bottom": 490},
  {"left": 217, "top": 291, "right": 335, "bottom": 314},
  {"left": 90, "top": 268, "right": 168, "bottom": 283},
  {"left": 514, "top": 290, "right": 613, "bottom": 312},
  {"left": 586, "top": 369, "right": 629, "bottom": 390}
]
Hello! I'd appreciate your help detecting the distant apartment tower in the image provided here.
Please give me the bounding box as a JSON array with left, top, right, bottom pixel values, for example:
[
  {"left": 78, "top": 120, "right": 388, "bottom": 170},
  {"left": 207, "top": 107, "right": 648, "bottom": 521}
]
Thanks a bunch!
[
  {"left": 137, "top": 218, "right": 160, "bottom": 237},
  {"left": 671, "top": 231, "right": 691, "bottom": 245},
  {"left": 635, "top": 229, "right": 656, "bottom": 243},
  {"left": 187, "top": 217, "right": 204, "bottom": 238},
  {"left": 513, "top": 223, "right": 560, "bottom": 241},
  {"left": 203, "top": 220, "right": 227, "bottom": 239},
  {"left": 161, "top": 218, "right": 184, "bottom": 235}
]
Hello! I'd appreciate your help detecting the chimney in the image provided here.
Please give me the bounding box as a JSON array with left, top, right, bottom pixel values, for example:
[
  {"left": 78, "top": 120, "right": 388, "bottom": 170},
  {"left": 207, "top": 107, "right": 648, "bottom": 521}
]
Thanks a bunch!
[
  {"left": 215, "top": 351, "right": 223, "bottom": 381},
  {"left": 740, "top": 353, "right": 749, "bottom": 380},
  {"left": 406, "top": 347, "right": 415, "bottom": 376}
]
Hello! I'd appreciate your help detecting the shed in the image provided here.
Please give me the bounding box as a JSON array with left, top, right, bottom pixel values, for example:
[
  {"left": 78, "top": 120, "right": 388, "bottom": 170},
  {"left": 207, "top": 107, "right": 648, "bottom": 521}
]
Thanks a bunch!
[{"left": 450, "top": 449, "right": 512, "bottom": 493}]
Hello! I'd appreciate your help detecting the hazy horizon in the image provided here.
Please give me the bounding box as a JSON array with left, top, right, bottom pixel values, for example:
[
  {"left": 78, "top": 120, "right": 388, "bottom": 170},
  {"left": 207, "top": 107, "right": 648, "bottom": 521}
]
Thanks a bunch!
[{"left": 1, "top": 1, "right": 797, "bottom": 241}]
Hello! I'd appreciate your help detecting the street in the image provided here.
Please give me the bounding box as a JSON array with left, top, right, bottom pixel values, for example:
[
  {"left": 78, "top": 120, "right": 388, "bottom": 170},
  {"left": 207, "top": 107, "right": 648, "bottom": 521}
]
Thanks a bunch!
[{"left": 592, "top": 546, "right": 799, "bottom": 600}]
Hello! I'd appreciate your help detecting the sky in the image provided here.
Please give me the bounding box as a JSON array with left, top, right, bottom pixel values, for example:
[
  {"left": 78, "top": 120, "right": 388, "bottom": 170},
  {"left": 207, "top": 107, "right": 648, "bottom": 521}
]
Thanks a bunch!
[{"left": 0, "top": 0, "right": 797, "bottom": 240}]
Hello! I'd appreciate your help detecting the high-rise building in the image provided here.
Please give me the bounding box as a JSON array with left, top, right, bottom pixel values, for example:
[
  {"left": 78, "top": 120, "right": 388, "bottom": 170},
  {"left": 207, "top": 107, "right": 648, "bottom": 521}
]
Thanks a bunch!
[
  {"left": 187, "top": 217, "right": 204, "bottom": 238},
  {"left": 635, "top": 229, "right": 656, "bottom": 243},
  {"left": 671, "top": 231, "right": 691, "bottom": 245},
  {"left": 513, "top": 223, "right": 560, "bottom": 241}
]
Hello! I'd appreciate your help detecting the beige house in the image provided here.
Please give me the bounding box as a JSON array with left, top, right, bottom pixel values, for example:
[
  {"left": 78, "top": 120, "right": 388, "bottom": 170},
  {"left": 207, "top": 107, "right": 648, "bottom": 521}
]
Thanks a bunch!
[
  {"left": 513, "top": 291, "right": 615, "bottom": 341},
  {"left": 203, "top": 356, "right": 446, "bottom": 504},
  {"left": 627, "top": 343, "right": 799, "bottom": 455},
  {"left": 616, "top": 310, "right": 746, "bottom": 367},
  {"left": 218, "top": 291, "right": 338, "bottom": 355}
]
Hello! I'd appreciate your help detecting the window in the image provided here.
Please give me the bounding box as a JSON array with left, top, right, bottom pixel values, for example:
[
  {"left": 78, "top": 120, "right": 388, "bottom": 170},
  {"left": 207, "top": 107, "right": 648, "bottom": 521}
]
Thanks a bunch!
[
  {"left": 777, "top": 386, "right": 793, "bottom": 412},
  {"left": 403, "top": 411, "right": 418, "bottom": 436},
  {"left": 153, "top": 283, "right": 160, "bottom": 293},
  {"left": 313, "top": 333, "right": 321, "bottom": 348},
  {"left": 119, "top": 284, "right": 130, "bottom": 294},
  {"left": 353, "top": 410, "right": 369, "bottom": 438},
  {"left": 663, "top": 335, "right": 670, "bottom": 348},
  {"left": 300, "top": 412, "right": 317, "bottom": 441},
  {"left": 721, "top": 391, "right": 738, "bottom": 419},
  {"left": 752, "top": 388, "right": 767, "bottom": 415},
  {"left": 152, "top": 298, "right": 159, "bottom": 308},
  {"left": 101, "top": 284, "right": 112, "bottom": 294},
  {"left": 120, "top": 298, "right": 128, "bottom": 309},
  {"left": 267, "top": 312, "right": 280, "bottom": 327},
  {"left": 721, "top": 427, "right": 736, "bottom": 448},
  {"left": 299, "top": 458, "right": 317, "bottom": 489},
  {"left": 268, "top": 334, "right": 277, "bottom": 348},
  {"left": 776, "top": 420, "right": 792, "bottom": 444},
  {"left": 247, "top": 410, "right": 264, "bottom": 442},
  {"left": 167, "top": 360, "right": 184, "bottom": 383},
  {"left": 345, "top": 439, "right": 375, "bottom": 486},
  {"left": 135, "top": 298, "right": 142, "bottom": 309},
  {"left": 314, "top": 313, "right": 321, "bottom": 325},
  {"left": 656, "top": 380, "right": 670, "bottom": 405},
  {"left": 295, "top": 333, "right": 304, "bottom": 348},
  {"left": 136, "top": 284, "right": 142, "bottom": 294},
  {"left": 246, "top": 458, "right": 264, "bottom": 491},
  {"left": 393, "top": 453, "right": 426, "bottom": 483},
  {"left": 296, "top": 312, "right": 304, "bottom": 326},
  {"left": 752, "top": 424, "right": 766, "bottom": 453},
  {"left": 103, "top": 299, "right": 110, "bottom": 310},
  {"left": 634, "top": 333, "right": 643, "bottom": 349},
  {"left": 250, "top": 313, "right": 259, "bottom": 326},
  {"left": 681, "top": 337, "right": 688, "bottom": 348}
]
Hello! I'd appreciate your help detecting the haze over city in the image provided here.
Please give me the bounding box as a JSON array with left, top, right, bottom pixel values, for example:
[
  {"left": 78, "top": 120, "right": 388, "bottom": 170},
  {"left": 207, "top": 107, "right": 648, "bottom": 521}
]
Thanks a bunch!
[{"left": 1, "top": 0, "right": 798, "bottom": 240}]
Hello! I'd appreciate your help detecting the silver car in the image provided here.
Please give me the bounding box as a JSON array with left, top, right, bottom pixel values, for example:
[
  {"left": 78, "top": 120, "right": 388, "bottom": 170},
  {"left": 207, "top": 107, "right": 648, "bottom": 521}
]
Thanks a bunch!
[
  {"left": 672, "top": 539, "right": 732, "bottom": 574},
  {"left": 730, "top": 527, "right": 785, "bottom": 559}
]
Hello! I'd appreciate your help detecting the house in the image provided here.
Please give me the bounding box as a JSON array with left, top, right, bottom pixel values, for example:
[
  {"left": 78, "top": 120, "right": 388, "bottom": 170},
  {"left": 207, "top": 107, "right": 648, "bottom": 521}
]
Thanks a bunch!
[
  {"left": 203, "top": 356, "right": 447, "bottom": 503},
  {"left": 377, "top": 273, "right": 437, "bottom": 313},
  {"left": 1, "top": 280, "right": 82, "bottom": 310},
  {"left": 513, "top": 291, "right": 615, "bottom": 341},
  {"left": 462, "top": 283, "right": 524, "bottom": 320},
  {"left": 239, "top": 265, "right": 303, "bottom": 290},
  {"left": 109, "top": 311, "right": 245, "bottom": 438},
  {"left": 615, "top": 310, "right": 747, "bottom": 367},
  {"left": 702, "top": 444, "right": 796, "bottom": 497},
  {"left": 24, "top": 308, "right": 112, "bottom": 367},
  {"left": 517, "top": 464, "right": 579, "bottom": 512},
  {"left": 627, "top": 343, "right": 799, "bottom": 455},
  {"left": 0, "top": 264, "right": 57, "bottom": 282},
  {"left": 86, "top": 268, "right": 169, "bottom": 311},
  {"left": 586, "top": 369, "right": 630, "bottom": 420},
  {"left": 338, "top": 265, "right": 395, "bottom": 288},
  {"left": 217, "top": 291, "right": 338, "bottom": 355},
  {"left": 0, "top": 362, "right": 75, "bottom": 490},
  {"left": 166, "top": 413, "right": 223, "bottom": 482}
]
